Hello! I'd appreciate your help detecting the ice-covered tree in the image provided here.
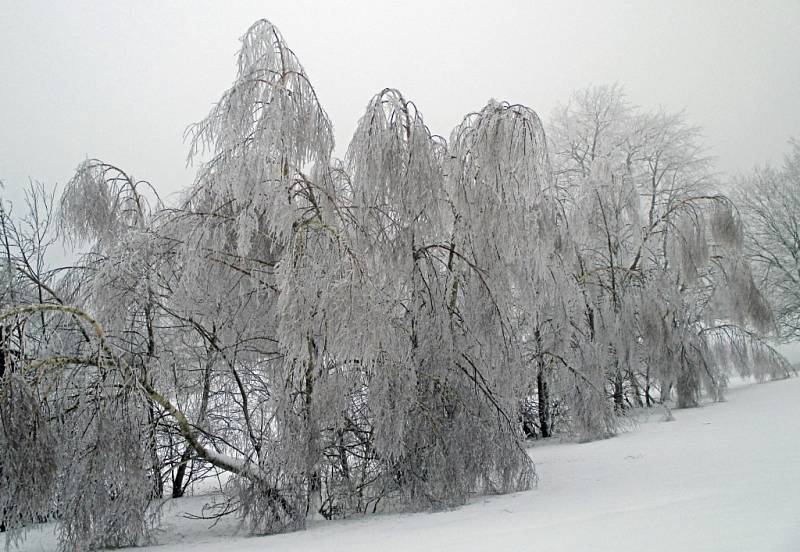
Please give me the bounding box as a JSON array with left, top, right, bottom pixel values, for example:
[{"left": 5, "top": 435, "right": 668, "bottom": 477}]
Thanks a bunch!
[
  {"left": 549, "top": 84, "right": 786, "bottom": 411},
  {"left": 733, "top": 139, "right": 800, "bottom": 342},
  {"left": 0, "top": 21, "right": 790, "bottom": 552},
  {"left": 0, "top": 182, "right": 61, "bottom": 544}
]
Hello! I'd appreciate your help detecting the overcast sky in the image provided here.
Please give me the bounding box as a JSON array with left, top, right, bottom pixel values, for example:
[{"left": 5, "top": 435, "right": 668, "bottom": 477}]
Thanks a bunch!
[{"left": 1, "top": 0, "right": 799, "bottom": 203}]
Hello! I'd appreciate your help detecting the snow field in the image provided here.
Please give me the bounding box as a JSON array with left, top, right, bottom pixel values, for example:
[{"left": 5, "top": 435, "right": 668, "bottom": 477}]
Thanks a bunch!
[{"left": 17, "top": 377, "right": 800, "bottom": 551}]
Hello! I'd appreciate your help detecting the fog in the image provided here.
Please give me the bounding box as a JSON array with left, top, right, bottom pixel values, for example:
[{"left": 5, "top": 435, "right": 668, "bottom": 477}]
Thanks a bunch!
[{"left": 2, "top": 1, "right": 798, "bottom": 201}]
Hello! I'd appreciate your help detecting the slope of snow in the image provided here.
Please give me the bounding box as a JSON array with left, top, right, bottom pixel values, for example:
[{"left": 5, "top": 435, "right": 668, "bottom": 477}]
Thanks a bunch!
[{"left": 17, "top": 377, "right": 800, "bottom": 551}]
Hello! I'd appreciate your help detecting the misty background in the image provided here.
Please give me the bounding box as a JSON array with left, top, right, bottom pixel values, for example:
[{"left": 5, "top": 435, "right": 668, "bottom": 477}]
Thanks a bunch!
[{"left": 1, "top": 0, "right": 799, "bottom": 358}]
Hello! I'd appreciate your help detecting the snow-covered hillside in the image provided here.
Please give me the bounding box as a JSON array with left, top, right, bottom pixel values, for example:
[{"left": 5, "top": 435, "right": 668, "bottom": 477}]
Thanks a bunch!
[{"left": 18, "top": 377, "right": 800, "bottom": 552}]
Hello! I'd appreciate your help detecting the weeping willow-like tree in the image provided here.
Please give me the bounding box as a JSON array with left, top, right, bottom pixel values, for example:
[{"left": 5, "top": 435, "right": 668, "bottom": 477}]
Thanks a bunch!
[
  {"left": 0, "top": 20, "right": 551, "bottom": 548},
  {"left": 0, "top": 20, "right": 788, "bottom": 552},
  {"left": 547, "top": 84, "right": 789, "bottom": 414}
]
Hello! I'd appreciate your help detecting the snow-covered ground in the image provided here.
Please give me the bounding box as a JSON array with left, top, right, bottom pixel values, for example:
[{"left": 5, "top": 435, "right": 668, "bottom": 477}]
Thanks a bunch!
[{"left": 18, "top": 377, "right": 800, "bottom": 551}]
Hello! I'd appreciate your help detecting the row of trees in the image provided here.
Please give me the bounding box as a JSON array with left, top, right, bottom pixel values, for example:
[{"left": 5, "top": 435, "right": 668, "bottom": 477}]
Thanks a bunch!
[{"left": 0, "top": 20, "right": 794, "bottom": 551}]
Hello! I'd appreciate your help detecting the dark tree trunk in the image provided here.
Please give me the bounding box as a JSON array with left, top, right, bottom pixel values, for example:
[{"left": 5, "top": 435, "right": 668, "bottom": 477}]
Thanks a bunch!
[
  {"left": 676, "top": 372, "right": 700, "bottom": 408},
  {"left": 172, "top": 446, "right": 194, "bottom": 498},
  {"left": 537, "top": 367, "right": 550, "bottom": 438},
  {"left": 612, "top": 369, "right": 625, "bottom": 411},
  {"left": 148, "top": 402, "right": 164, "bottom": 499},
  {"left": 0, "top": 325, "right": 6, "bottom": 380},
  {"left": 659, "top": 380, "right": 673, "bottom": 404},
  {"left": 172, "top": 352, "right": 213, "bottom": 498},
  {"left": 676, "top": 347, "right": 700, "bottom": 408}
]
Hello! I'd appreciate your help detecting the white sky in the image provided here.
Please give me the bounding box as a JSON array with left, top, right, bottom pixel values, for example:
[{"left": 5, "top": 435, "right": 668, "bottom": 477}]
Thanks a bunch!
[{"left": 1, "top": 0, "right": 799, "bottom": 203}]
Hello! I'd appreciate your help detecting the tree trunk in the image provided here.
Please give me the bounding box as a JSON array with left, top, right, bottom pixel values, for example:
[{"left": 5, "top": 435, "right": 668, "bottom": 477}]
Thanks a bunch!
[
  {"left": 676, "top": 348, "right": 700, "bottom": 408},
  {"left": 628, "top": 370, "right": 644, "bottom": 408},
  {"left": 172, "top": 446, "right": 193, "bottom": 498},
  {"left": 148, "top": 402, "right": 164, "bottom": 499},
  {"left": 612, "top": 369, "right": 625, "bottom": 411},
  {"left": 0, "top": 325, "right": 6, "bottom": 380},
  {"left": 172, "top": 351, "right": 213, "bottom": 498},
  {"left": 676, "top": 372, "right": 699, "bottom": 408},
  {"left": 537, "top": 367, "right": 550, "bottom": 438}
]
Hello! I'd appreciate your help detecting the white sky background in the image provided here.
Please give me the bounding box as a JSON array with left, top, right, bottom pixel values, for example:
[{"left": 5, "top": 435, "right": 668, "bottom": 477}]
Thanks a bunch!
[
  {"left": 1, "top": 0, "right": 799, "bottom": 359},
  {"left": 2, "top": 1, "right": 799, "bottom": 198}
]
